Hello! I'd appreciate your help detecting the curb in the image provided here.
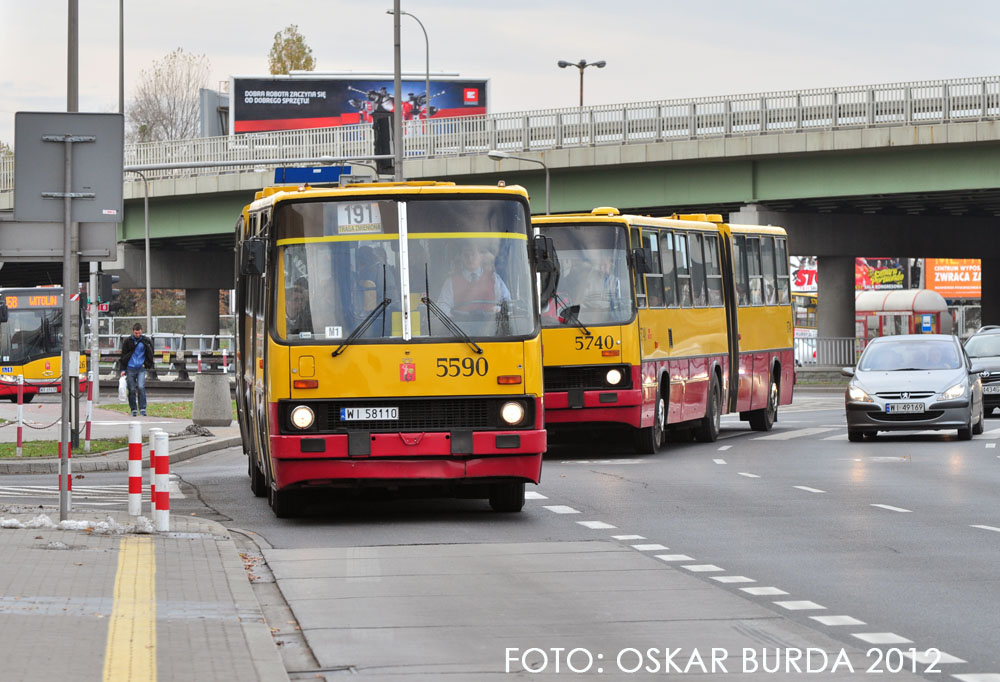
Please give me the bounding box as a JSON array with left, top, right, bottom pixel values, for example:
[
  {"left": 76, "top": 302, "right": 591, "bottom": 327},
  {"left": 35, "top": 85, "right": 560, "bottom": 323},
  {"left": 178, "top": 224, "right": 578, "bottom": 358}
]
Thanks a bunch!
[{"left": 0, "top": 436, "right": 242, "bottom": 475}]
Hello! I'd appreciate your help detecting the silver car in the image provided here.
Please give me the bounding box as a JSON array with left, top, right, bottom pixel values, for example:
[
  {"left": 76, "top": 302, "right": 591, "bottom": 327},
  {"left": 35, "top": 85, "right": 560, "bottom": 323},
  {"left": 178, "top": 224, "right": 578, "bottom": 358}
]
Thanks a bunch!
[{"left": 842, "top": 334, "right": 984, "bottom": 441}]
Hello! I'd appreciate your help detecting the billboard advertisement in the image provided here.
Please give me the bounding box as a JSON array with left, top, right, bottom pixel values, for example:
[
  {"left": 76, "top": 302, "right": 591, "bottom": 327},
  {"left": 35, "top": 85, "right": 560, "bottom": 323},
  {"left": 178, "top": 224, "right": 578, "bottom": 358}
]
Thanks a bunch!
[
  {"left": 231, "top": 76, "right": 489, "bottom": 134},
  {"left": 855, "top": 257, "right": 907, "bottom": 291},
  {"left": 790, "top": 256, "right": 817, "bottom": 293},
  {"left": 925, "top": 258, "right": 981, "bottom": 299}
]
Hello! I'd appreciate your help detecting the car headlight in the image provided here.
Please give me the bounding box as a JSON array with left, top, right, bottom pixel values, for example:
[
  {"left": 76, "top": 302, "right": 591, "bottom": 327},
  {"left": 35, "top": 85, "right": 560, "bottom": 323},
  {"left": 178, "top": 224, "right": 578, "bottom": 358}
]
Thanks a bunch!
[
  {"left": 290, "top": 405, "right": 315, "bottom": 429},
  {"left": 606, "top": 369, "right": 623, "bottom": 386},
  {"left": 940, "top": 383, "right": 966, "bottom": 400},
  {"left": 848, "top": 384, "right": 874, "bottom": 403},
  {"left": 500, "top": 401, "right": 525, "bottom": 425}
]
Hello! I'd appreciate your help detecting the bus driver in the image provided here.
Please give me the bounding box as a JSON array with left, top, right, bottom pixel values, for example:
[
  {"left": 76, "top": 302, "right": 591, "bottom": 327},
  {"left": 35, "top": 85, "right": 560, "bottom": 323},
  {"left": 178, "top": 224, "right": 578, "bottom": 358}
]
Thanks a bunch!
[{"left": 438, "top": 241, "right": 511, "bottom": 316}]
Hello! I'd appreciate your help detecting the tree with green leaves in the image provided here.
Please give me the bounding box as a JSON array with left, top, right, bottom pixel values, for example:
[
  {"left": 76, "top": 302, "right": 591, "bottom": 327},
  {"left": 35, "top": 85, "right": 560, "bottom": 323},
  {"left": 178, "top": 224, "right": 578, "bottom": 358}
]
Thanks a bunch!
[
  {"left": 127, "top": 48, "right": 210, "bottom": 143},
  {"left": 268, "top": 24, "right": 315, "bottom": 75}
]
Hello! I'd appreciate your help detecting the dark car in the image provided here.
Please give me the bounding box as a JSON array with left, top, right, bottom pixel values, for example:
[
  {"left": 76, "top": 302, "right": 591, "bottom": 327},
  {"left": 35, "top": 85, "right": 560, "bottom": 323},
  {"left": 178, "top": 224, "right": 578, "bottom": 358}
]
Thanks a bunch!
[
  {"left": 963, "top": 326, "right": 1000, "bottom": 415},
  {"left": 842, "top": 334, "right": 984, "bottom": 441}
]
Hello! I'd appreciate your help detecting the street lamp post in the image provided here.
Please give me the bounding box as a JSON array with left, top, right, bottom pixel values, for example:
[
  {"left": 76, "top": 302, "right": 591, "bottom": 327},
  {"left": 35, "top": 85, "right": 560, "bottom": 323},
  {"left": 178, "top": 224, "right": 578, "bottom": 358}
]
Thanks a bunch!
[
  {"left": 488, "top": 150, "right": 550, "bottom": 215},
  {"left": 557, "top": 59, "right": 606, "bottom": 107},
  {"left": 387, "top": 9, "right": 430, "bottom": 119}
]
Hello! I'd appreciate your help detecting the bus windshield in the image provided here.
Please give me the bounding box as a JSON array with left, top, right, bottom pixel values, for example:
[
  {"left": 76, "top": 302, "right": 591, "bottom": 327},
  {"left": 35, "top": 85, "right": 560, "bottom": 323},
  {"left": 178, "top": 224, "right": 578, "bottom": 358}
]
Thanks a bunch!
[
  {"left": 275, "top": 197, "right": 535, "bottom": 343},
  {"left": 0, "top": 308, "right": 63, "bottom": 365},
  {"left": 539, "top": 223, "right": 633, "bottom": 327}
]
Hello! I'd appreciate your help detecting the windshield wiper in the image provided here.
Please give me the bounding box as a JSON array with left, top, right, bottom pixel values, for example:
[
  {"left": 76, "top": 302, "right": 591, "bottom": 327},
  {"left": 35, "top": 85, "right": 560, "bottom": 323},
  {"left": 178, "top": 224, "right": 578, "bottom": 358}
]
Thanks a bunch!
[
  {"left": 421, "top": 294, "right": 483, "bottom": 355},
  {"left": 551, "top": 292, "right": 590, "bottom": 336},
  {"left": 331, "top": 298, "right": 391, "bottom": 358}
]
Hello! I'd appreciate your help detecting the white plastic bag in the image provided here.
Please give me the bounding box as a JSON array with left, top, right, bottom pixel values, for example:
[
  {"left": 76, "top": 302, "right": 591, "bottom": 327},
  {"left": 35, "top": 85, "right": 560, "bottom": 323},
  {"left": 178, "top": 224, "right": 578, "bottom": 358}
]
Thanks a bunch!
[{"left": 118, "top": 375, "right": 128, "bottom": 403}]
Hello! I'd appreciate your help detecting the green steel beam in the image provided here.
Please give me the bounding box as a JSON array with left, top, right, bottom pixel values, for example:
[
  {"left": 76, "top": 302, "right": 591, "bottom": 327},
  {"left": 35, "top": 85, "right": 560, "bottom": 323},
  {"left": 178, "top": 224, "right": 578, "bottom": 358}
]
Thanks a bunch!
[{"left": 120, "top": 191, "right": 249, "bottom": 241}]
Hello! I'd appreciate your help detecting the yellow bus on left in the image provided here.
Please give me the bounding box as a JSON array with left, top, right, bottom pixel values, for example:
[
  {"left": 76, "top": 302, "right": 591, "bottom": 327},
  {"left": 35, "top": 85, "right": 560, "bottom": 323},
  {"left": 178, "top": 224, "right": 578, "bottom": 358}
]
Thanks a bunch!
[
  {"left": 0, "top": 287, "right": 88, "bottom": 402},
  {"left": 234, "top": 181, "right": 554, "bottom": 517}
]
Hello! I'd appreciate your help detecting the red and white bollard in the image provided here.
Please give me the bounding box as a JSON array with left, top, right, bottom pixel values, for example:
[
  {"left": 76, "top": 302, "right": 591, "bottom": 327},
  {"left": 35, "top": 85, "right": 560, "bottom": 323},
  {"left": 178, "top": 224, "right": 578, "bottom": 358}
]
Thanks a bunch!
[
  {"left": 147, "top": 427, "right": 162, "bottom": 516},
  {"left": 196, "top": 351, "right": 202, "bottom": 374},
  {"left": 222, "top": 348, "right": 228, "bottom": 373},
  {"left": 84, "top": 370, "right": 93, "bottom": 453},
  {"left": 127, "top": 421, "right": 142, "bottom": 516},
  {"left": 58, "top": 440, "right": 72, "bottom": 502},
  {"left": 15, "top": 375, "right": 23, "bottom": 457},
  {"left": 154, "top": 431, "right": 170, "bottom": 531}
]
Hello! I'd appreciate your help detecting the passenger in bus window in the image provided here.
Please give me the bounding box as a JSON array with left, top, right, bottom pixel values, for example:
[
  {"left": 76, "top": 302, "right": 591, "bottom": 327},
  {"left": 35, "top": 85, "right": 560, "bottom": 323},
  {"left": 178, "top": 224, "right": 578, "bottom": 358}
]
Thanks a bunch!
[
  {"left": 286, "top": 280, "right": 313, "bottom": 336},
  {"left": 438, "top": 241, "right": 510, "bottom": 316}
]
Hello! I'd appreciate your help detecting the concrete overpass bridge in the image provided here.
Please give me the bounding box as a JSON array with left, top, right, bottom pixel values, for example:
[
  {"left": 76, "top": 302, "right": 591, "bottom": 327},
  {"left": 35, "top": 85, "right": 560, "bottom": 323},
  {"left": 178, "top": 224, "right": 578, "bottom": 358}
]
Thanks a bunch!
[{"left": 2, "top": 73, "right": 1000, "bottom": 337}]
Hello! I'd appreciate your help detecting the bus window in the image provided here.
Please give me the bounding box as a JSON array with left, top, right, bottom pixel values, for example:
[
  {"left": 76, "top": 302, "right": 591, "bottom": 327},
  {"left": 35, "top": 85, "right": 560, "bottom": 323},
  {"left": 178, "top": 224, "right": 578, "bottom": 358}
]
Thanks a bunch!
[
  {"left": 660, "top": 231, "right": 677, "bottom": 307},
  {"left": 746, "top": 237, "right": 763, "bottom": 306},
  {"left": 675, "top": 233, "right": 693, "bottom": 308},
  {"left": 733, "top": 235, "right": 749, "bottom": 306},
  {"left": 775, "top": 238, "right": 791, "bottom": 305},
  {"left": 689, "top": 233, "right": 708, "bottom": 308},
  {"left": 642, "top": 230, "right": 665, "bottom": 308},
  {"left": 630, "top": 227, "right": 646, "bottom": 309},
  {"left": 760, "top": 236, "right": 778, "bottom": 306},
  {"left": 704, "top": 234, "right": 723, "bottom": 307}
]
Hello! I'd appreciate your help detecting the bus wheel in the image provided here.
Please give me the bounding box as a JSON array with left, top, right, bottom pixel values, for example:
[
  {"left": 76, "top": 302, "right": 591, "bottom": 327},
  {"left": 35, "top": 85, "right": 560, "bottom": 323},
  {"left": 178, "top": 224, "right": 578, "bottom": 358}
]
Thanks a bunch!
[
  {"left": 248, "top": 455, "right": 267, "bottom": 498},
  {"left": 695, "top": 376, "right": 722, "bottom": 442},
  {"left": 269, "top": 486, "right": 301, "bottom": 518},
  {"left": 489, "top": 482, "right": 525, "bottom": 512},
  {"left": 634, "top": 388, "right": 665, "bottom": 454},
  {"left": 749, "top": 376, "right": 778, "bottom": 432},
  {"left": 8, "top": 393, "right": 35, "bottom": 404}
]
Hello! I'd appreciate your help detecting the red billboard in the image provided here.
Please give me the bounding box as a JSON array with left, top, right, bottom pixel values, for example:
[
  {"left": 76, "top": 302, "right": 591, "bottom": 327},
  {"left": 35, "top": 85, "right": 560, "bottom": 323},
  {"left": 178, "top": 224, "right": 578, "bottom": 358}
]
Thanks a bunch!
[{"left": 855, "top": 257, "right": 907, "bottom": 291}]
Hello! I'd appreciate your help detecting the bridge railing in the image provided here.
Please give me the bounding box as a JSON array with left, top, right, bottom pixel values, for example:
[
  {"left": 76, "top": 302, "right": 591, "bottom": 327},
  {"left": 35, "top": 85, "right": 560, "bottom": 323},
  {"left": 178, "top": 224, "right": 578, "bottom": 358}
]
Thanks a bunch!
[{"left": 3, "top": 75, "right": 1000, "bottom": 191}]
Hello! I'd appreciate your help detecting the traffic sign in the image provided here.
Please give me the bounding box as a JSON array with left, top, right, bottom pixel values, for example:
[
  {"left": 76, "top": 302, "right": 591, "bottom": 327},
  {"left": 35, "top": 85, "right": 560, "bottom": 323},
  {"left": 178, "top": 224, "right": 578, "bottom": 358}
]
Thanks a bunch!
[{"left": 98, "top": 303, "right": 109, "bottom": 312}]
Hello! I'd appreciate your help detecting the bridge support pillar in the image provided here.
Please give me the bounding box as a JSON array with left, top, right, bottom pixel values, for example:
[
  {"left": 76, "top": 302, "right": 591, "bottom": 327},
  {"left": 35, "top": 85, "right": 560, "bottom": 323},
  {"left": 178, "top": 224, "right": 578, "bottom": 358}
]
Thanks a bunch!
[
  {"left": 816, "top": 256, "right": 856, "bottom": 364},
  {"left": 186, "top": 289, "right": 221, "bottom": 368},
  {"left": 982, "top": 258, "right": 1000, "bottom": 327}
]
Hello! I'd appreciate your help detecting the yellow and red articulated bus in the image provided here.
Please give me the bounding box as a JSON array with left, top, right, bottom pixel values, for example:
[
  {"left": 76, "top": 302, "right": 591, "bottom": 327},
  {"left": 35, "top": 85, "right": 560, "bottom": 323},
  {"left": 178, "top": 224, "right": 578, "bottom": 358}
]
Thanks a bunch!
[
  {"left": 0, "top": 287, "right": 88, "bottom": 402},
  {"left": 534, "top": 208, "right": 794, "bottom": 453},
  {"left": 235, "top": 181, "right": 553, "bottom": 517}
]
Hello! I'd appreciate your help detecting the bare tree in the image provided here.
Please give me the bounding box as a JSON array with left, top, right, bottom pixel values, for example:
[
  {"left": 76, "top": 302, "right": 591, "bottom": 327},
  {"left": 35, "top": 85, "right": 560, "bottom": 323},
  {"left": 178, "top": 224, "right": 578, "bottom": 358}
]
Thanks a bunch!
[
  {"left": 0, "top": 139, "right": 11, "bottom": 156},
  {"left": 268, "top": 25, "right": 316, "bottom": 75},
  {"left": 127, "top": 48, "right": 210, "bottom": 143}
]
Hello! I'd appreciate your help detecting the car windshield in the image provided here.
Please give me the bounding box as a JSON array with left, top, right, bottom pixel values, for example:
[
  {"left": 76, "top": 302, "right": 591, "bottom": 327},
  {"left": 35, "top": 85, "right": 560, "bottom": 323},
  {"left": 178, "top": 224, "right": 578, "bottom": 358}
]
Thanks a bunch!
[
  {"left": 859, "top": 339, "right": 962, "bottom": 371},
  {"left": 964, "top": 334, "right": 1000, "bottom": 358},
  {"left": 538, "top": 223, "right": 633, "bottom": 327}
]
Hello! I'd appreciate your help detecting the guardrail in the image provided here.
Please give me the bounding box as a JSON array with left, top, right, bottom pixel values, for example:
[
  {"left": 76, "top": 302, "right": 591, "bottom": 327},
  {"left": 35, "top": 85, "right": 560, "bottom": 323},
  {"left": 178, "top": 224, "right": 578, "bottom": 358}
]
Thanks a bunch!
[
  {"left": 3, "top": 75, "right": 1000, "bottom": 190},
  {"left": 795, "top": 337, "right": 861, "bottom": 368}
]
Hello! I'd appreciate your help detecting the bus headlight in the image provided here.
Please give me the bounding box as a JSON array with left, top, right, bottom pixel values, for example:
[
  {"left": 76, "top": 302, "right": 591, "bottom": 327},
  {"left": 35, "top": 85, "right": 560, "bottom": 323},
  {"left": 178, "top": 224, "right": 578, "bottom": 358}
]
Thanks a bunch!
[
  {"left": 290, "top": 405, "right": 315, "bottom": 430},
  {"left": 500, "top": 401, "right": 525, "bottom": 426},
  {"left": 606, "top": 369, "right": 623, "bottom": 386}
]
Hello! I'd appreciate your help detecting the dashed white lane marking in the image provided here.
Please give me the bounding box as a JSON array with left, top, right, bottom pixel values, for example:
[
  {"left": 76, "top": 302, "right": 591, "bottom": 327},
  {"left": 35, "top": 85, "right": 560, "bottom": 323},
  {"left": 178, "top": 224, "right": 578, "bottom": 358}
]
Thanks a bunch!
[
  {"left": 612, "top": 535, "right": 645, "bottom": 540},
  {"left": 774, "top": 600, "right": 826, "bottom": 611},
  {"left": 631, "top": 544, "right": 668, "bottom": 551},
  {"left": 543, "top": 505, "right": 580, "bottom": 514},
  {"left": 753, "top": 427, "right": 837, "bottom": 441},
  {"left": 971, "top": 525, "right": 1000, "bottom": 533},
  {"left": 738, "top": 472, "right": 761, "bottom": 478},
  {"left": 851, "top": 632, "right": 912, "bottom": 645},
  {"left": 822, "top": 434, "right": 848, "bottom": 441},
  {"left": 811, "top": 615, "right": 865, "bottom": 626},
  {"left": 713, "top": 459, "right": 727, "bottom": 464},
  {"left": 741, "top": 586, "right": 788, "bottom": 596},
  {"left": 794, "top": 486, "right": 826, "bottom": 493},
  {"left": 655, "top": 554, "right": 694, "bottom": 562},
  {"left": 986, "top": 443, "right": 997, "bottom": 449},
  {"left": 871, "top": 503, "right": 912, "bottom": 513},
  {"left": 717, "top": 445, "right": 732, "bottom": 451},
  {"left": 683, "top": 564, "right": 724, "bottom": 573},
  {"left": 577, "top": 521, "right": 616, "bottom": 529},
  {"left": 524, "top": 491, "right": 548, "bottom": 500},
  {"left": 953, "top": 674, "right": 1000, "bottom": 682},
  {"left": 979, "top": 428, "right": 1000, "bottom": 439},
  {"left": 560, "top": 459, "right": 645, "bottom": 465},
  {"left": 711, "top": 576, "right": 756, "bottom": 584},
  {"left": 904, "top": 650, "right": 965, "bottom": 665}
]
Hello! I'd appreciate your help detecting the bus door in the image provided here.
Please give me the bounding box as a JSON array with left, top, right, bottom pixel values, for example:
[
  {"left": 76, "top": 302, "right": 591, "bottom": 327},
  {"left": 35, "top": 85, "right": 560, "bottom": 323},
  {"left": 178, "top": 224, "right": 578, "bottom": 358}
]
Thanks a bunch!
[{"left": 719, "top": 229, "right": 741, "bottom": 412}]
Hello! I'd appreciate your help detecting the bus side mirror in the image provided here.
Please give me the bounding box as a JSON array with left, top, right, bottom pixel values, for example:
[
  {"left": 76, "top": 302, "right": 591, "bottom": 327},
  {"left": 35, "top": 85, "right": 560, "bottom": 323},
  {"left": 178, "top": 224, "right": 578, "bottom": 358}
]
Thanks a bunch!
[
  {"left": 241, "top": 239, "right": 266, "bottom": 276},
  {"left": 533, "top": 234, "right": 557, "bottom": 273},
  {"left": 0, "top": 301, "right": 7, "bottom": 323},
  {"left": 631, "top": 247, "right": 653, "bottom": 274}
]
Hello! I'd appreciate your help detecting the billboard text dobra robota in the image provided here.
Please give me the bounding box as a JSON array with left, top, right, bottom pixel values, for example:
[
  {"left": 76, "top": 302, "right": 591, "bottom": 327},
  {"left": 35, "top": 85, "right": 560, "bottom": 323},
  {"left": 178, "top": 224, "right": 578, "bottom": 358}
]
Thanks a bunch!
[{"left": 231, "top": 76, "right": 489, "bottom": 133}]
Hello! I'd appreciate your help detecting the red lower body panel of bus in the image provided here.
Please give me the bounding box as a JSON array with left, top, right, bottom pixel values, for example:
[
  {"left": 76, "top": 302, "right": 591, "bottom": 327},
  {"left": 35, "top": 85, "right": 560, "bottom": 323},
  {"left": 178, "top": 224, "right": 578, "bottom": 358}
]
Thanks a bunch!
[
  {"left": 544, "top": 365, "right": 644, "bottom": 429},
  {"left": 0, "top": 379, "right": 89, "bottom": 400}
]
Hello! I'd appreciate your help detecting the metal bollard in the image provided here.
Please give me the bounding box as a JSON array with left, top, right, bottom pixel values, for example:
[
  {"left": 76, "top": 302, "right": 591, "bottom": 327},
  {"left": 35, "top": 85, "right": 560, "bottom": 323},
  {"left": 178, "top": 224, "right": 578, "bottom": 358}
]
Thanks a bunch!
[
  {"left": 16, "top": 375, "right": 23, "bottom": 458},
  {"left": 154, "top": 431, "right": 170, "bottom": 531},
  {"left": 147, "top": 427, "right": 162, "bottom": 516},
  {"left": 127, "top": 422, "right": 142, "bottom": 516},
  {"left": 197, "top": 351, "right": 202, "bottom": 374},
  {"left": 84, "top": 370, "right": 93, "bottom": 453}
]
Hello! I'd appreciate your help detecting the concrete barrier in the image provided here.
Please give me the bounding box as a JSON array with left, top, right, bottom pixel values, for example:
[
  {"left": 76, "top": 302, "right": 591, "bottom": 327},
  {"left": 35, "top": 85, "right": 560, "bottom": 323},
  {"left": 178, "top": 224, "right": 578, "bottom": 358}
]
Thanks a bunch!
[{"left": 193, "top": 371, "right": 233, "bottom": 426}]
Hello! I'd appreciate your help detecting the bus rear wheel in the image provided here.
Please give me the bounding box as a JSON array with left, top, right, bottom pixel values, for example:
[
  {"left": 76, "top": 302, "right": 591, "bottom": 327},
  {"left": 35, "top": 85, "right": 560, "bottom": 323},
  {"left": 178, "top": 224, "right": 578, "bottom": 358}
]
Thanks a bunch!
[
  {"left": 248, "top": 455, "right": 267, "bottom": 498},
  {"left": 489, "top": 482, "right": 525, "bottom": 512},
  {"left": 749, "top": 376, "right": 778, "bottom": 432},
  {"left": 695, "top": 376, "right": 722, "bottom": 442}
]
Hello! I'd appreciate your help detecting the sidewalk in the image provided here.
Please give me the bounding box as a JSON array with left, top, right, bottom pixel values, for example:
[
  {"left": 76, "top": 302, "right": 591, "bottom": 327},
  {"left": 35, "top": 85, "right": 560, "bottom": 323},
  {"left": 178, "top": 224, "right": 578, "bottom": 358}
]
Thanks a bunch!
[{"left": 0, "top": 507, "right": 287, "bottom": 682}]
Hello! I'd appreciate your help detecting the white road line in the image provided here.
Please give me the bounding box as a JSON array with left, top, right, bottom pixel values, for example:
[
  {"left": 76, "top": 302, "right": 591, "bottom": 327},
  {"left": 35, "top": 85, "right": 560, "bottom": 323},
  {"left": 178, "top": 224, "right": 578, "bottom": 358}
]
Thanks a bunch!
[
  {"left": 738, "top": 472, "right": 760, "bottom": 478},
  {"left": 986, "top": 443, "right": 997, "bottom": 449},
  {"left": 577, "top": 521, "right": 616, "bottom": 529},
  {"left": 971, "top": 525, "right": 1000, "bottom": 533},
  {"left": 774, "top": 600, "right": 826, "bottom": 611},
  {"left": 741, "top": 586, "right": 788, "bottom": 596},
  {"left": 822, "top": 434, "right": 848, "bottom": 441},
  {"left": 717, "top": 445, "right": 732, "bottom": 451},
  {"left": 542, "top": 505, "right": 580, "bottom": 514},
  {"left": 752, "top": 427, "right": 837, "bottom": 441},
  {"left": 903, "top": 650, "right": 965, "bottom": 665},
  {"left": 524, "top": 491, "right": 548, "bottom": 500},
  {"left": 654, "top": 554, "right": 694, "bottom": 562},
  {"left": 811, "top": 615, "right": 866, "bottom": 626},
  {"left": 953, "top": 675, "right": 1000, "bottom": 682},
  {"left": 793, "top": 485, "right": 826, "bottom": 493},
  {"left": 713, "top": 459, "right": 727, "bottom": 464},
  {"left": 631, "top": 544, "right": 668, "bottom": 551},
  {"left": 710, "top": 576, "right": 756, "bottom": 584},
  {"left": 871, "top": 503, "right": 912, "bottom": 513},
  {"left": 612, "top": 535, "right": 645, "bottom": 540},
  {"left": 683, "top": 564, "right": 724, "bottom": 572},
  {"left": 979, "top": 428, "right": 1000, "bottom": 439},
  {"left": 851, "top": 632, "right": 912, "bottom": 645}
]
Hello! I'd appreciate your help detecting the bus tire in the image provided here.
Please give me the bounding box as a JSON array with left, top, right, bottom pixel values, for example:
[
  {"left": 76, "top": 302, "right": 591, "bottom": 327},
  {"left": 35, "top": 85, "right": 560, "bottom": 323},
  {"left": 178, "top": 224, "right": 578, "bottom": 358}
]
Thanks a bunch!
[
  {"left": 633, "top": 385, "right": 665, "bottom": 454},
  {"left": 248, "top": 455, "right": 267, "bottom": 498},
  {"left": 8, "top": 393, "right": 35, "bottom": 404},
  {"left": 269, "top": 486, "right": 301, "bottom": 518},
  {"left": 694, "top": 375, "right": 722, "bottom": 443},
  {"left": 489, "top": 482, "right": 525, "bottom": 512},
  {"left": 749, "top": 375, "right": 778, "bottom": 432}
]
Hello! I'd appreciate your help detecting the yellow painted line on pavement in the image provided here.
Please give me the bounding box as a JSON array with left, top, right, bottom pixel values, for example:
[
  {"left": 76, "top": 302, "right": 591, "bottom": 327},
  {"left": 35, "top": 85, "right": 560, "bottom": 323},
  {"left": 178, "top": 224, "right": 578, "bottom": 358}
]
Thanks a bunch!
[{"left": 103, "top": 536, "right": 157, "bottom": 682}]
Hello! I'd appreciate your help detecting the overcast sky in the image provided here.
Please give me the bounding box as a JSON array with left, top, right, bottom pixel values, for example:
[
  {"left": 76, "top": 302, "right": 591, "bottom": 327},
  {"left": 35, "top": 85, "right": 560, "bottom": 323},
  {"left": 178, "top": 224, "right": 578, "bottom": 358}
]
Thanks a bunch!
[{"left": 3, "top": 0, "right": 1000, "bottom": 145}]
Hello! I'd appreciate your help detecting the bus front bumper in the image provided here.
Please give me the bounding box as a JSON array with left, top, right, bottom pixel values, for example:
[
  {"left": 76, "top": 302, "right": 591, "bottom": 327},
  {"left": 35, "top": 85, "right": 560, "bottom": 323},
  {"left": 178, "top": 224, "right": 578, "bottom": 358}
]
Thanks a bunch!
[{"left": 544, "top": 388, "right": 643, "bottom": 428}]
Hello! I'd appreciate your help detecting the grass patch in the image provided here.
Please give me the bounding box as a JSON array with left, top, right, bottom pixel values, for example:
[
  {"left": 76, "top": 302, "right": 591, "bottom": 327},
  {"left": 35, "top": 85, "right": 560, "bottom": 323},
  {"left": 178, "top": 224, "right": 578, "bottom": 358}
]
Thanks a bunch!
[
  {"left": 0, "top": 437, "right": 129, "bottom": 458},
  {"left": 99, "top": 401, "right": 237, "bottom": 420}
]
